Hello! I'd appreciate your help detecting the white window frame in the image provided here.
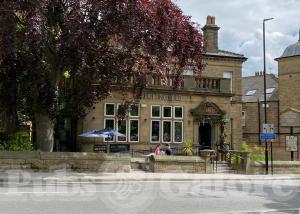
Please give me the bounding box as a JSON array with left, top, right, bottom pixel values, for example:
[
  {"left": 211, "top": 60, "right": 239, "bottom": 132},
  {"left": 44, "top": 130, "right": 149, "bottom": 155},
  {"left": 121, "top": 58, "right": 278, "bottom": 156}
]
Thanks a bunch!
[
  {"left": 129, "top": 119, "right": 139, "bottom": 143},
  {"left": 173, "top": 121, "right": 183, "bottom": 143},
  {"left": 150, "top": 120, "right": 161, "bottom": 143},
  {"left": 104, "top": 118, "right": 115, "bottom": 142},
  {"left": 151, "top": 105, "right": 161, "bottom": 118},
  {"left": 223, "top": 71, "right": 233, "bottom": 92},
  {"left": 162, "top": 120, "right": 172, "bottom": 143},
  {"left": 183, "top": 67, "right": 193, "bottom": 76},
  {"left": 116, "top": 119, "right": 127, "bottom": 142},
  {"left": 162, "top": 105, "right": 172, "bottom": 119},
  {"left": 173, "top": 106, "right": 183, "bottom": 119},
  {"left": 104, "top": 103, "right": 115, "bottom": 117},
  {"left": 129, "top": 104, "right": 140, "bottom": 118}
]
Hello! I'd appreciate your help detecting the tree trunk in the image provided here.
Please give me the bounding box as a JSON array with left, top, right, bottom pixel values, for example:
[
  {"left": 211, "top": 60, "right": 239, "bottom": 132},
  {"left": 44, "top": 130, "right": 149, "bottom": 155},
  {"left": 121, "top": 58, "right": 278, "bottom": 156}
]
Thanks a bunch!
[
  {"left": 0, "top": 108, "right": 18, "bottom": 135},
  {"left": 34, "top": 112, "right": 54, "bottom": 152}
]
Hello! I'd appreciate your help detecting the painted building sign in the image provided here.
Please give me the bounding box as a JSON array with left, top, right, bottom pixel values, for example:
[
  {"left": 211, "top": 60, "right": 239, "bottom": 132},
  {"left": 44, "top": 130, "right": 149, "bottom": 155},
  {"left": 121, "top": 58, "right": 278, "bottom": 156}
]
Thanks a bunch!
[{"left": 143, "top": 92, "right": 182, "bottom": 101}]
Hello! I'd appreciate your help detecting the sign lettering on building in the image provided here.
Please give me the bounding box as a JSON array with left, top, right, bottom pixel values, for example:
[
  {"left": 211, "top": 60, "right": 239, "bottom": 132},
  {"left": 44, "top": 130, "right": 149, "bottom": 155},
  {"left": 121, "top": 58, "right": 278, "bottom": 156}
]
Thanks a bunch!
[{"left": 143, "top": 92, "right": 181, "bottom": 101}]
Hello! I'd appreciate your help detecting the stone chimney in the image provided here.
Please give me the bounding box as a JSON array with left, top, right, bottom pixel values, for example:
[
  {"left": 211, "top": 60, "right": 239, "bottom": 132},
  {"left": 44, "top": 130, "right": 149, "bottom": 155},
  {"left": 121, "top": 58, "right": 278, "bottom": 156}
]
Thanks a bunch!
[{"left": 202, "top": 15, "right": 220, "bottom": 53}]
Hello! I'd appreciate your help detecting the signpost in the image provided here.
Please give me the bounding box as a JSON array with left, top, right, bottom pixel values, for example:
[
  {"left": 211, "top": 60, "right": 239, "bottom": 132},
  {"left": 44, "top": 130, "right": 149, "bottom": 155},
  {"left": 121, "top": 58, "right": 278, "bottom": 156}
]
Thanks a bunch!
[
  {"left": 286, "top": 135, "right": 298, "bottom": 161},
  {"left": 260, "top": 123, "right": 275, "bottom": 174}
]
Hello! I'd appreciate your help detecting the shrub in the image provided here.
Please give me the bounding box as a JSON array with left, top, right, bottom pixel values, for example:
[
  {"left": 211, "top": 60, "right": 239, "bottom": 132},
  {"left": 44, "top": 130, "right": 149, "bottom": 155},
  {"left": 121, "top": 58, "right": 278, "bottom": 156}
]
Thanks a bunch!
[
  {"left": 0, "top": 132, "right": 33, "bottom": 151},
  {"left": 241, "top": 143, "right": 265, "bottom": 161}
]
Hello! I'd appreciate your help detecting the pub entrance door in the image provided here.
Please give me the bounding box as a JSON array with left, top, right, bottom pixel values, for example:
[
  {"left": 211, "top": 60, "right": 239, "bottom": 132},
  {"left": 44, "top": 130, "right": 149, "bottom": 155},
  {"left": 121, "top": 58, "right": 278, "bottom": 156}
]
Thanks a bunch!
[{"left": 199, "top": 123, "right": 212, "bottom": 150}]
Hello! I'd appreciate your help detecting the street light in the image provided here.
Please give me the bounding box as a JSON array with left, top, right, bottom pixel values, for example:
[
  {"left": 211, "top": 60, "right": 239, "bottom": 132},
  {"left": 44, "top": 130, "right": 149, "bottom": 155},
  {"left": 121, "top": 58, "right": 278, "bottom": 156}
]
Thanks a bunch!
[{"left": 263, "top": 17, "right": 274, "bottom": 175}]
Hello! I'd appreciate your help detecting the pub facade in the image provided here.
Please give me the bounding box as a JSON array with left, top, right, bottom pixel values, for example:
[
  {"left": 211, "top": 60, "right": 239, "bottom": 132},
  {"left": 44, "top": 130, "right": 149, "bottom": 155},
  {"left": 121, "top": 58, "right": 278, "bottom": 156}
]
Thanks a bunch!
[{"left": 77, "top": 16, "right": 247, "bottom": 153}]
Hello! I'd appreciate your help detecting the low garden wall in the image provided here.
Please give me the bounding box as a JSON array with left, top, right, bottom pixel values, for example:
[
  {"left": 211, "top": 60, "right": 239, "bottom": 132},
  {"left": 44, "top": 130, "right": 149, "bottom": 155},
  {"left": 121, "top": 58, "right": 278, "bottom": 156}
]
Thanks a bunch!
[
  {"left": 0, "top": 151, "right": 131, "bottom": 172},
  {"left": 149, "top": 155, "right": 212, "bottom": 173},
  {"left": 249, "top": 161, "right": 300, "bottom": 174}
]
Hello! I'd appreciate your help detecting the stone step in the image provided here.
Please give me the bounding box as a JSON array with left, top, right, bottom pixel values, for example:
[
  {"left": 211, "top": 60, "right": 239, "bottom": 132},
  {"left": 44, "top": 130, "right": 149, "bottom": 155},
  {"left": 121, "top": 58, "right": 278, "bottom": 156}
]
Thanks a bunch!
[{"left": 215, "top": 169, "right": 236, "bottom": 174}]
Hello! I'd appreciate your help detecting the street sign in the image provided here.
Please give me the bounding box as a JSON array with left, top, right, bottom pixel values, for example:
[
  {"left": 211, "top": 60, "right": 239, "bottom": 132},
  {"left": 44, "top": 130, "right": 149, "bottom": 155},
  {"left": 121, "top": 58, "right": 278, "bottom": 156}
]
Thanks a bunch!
[
  {"left": 286, "top": 136, "right": 298, "bottom": 152},
  {"left": 263, "top": 123, "right": 274, "bottom": 134},
  {"left": 260, "top": 133, "right": 277, "bottom": 140}
]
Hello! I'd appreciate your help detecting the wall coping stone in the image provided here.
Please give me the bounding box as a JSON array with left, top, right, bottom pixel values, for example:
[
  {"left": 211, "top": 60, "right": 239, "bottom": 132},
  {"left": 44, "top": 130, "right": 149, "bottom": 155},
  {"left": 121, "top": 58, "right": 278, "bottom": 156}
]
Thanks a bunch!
[
  {"left": 151, "top": 155, "right": 204, "bottom": 163},
  {"left": 251, "top": 160, "right": 300, "bottom": 167}
]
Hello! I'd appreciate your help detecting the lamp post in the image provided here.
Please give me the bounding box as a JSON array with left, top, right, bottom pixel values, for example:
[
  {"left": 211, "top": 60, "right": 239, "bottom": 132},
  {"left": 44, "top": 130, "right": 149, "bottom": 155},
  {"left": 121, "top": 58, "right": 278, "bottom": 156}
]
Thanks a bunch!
[{"left": 263, "top": 17, "right": 274, "bottom": 175}]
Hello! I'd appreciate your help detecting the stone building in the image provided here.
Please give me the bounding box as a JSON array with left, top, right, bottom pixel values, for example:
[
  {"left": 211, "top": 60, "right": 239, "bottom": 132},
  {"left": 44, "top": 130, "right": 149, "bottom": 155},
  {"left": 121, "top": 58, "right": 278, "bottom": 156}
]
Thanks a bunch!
[
  {"left": 275, "top": 30, "right": 300, "bottom": 160},
  {"left": 242, "top": 30, "right": 300, "bottom": 160},
  {"left": 77, "top": 16, "right": 247, "bottom": 153},
  {"left": 242, "top": 72, "right": 279, "bottom": 144}
]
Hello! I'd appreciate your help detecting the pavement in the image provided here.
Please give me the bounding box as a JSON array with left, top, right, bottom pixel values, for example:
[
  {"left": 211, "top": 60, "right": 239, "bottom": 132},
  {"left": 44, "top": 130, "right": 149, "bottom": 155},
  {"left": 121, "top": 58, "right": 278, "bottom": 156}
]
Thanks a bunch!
[{"left": 1, "top": 170, "right": 300, "bottom": 183}]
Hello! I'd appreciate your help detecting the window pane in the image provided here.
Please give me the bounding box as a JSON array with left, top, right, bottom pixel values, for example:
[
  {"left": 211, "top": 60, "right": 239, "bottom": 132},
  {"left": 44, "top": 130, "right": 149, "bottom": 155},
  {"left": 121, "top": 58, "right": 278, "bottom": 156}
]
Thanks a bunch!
[
  {"left": 117, "top": 120, "right": 126, "bottom": 141},
  {"left": 152, "top": 106, "right": 160, "bottom": 117},
  {"left": 105, "top": 119, "right": 114, "bottom": 141},
  {"left": 163, "top": 106, "right": 172, "bottom": 118},
  {"left": 266, "top": 87, "right": 275, "bottom": 94},
  {"left": 174, "top": 122, "right": 183, "bottom": 143},
  {"left": 130, "top": 104, "right": 139, "bottom": 117},
  {"left": 174, "top": 107, "right": 183, "bottom": 118},
  {"left": 130, "top": 120, "right": 139, "bottom": 142},
  {"left": 163, "top": 121, "right": 171, "bottom": 142},
  {"left": 246, "top": 90, "right": 256, "bottom": 96},
  {"left": 105, "top": 104, "right": 115, "bottom": 116},
  {"left": 151, "top": 121, "right": 160, "bottom": 142}
]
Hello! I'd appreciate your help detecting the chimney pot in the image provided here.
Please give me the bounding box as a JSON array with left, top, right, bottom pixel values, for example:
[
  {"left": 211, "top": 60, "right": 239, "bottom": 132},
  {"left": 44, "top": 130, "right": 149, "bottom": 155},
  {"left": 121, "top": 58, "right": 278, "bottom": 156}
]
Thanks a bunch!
[
  {"left": 212, "top": 16, "right": 215, "bottom": 24},
  {"left": 206, "top": 16, "right": 211, "bottom": 24}
]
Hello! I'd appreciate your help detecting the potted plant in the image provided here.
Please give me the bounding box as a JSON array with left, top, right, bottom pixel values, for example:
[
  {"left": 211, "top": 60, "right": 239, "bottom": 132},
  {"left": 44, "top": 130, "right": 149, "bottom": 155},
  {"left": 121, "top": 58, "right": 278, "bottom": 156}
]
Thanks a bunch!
[{"left": 183, "top": 139, "right": 193, "bottom": 156}]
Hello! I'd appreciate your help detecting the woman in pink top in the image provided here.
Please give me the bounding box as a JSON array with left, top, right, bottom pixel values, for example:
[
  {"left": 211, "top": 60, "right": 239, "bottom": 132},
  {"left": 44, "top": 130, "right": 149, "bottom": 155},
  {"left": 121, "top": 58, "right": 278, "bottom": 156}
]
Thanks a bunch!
[{"left": 155, "top": 144, "right": 161, "bottom": 155}]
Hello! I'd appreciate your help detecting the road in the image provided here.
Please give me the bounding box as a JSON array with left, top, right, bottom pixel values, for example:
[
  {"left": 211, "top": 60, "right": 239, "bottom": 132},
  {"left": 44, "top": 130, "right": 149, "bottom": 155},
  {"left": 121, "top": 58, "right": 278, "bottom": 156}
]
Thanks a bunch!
[{"left": 1, "top": 176, "right": 300, "bottom": 214}]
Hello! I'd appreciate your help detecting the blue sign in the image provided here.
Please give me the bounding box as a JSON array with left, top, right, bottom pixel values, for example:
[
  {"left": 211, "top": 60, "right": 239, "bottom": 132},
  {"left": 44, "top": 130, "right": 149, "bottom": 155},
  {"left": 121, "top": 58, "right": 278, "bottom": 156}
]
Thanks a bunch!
[{"left": 260, "top": 133, "right": 277, "bottom": 140}]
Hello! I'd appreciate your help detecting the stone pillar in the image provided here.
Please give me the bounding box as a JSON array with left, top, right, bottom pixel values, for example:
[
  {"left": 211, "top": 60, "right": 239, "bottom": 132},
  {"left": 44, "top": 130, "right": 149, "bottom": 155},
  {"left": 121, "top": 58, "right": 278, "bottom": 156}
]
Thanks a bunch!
[
  {"left": 200, "top": 150, "right": 215, "bottom": 173},
  {"left": 241, "top": 151, "right": 251, "bottom": 174}
]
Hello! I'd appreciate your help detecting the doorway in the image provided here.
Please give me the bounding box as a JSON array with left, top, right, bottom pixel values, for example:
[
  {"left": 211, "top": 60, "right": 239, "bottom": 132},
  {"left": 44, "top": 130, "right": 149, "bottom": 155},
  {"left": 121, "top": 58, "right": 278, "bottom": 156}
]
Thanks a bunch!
[{"left": 199, "top": 123, "right": 212, "bottom": 149}]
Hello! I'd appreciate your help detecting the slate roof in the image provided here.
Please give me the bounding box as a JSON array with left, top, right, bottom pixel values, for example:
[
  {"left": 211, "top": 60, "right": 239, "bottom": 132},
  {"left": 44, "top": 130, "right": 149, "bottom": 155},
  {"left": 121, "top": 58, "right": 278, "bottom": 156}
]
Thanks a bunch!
[
  {"left": 280, "top": 41, "right": 300, "bottom": 58},
  {"left": 276, "top": 30, "right": 300, "bottom": 59},
  {"left": 205, "top": 50, "right": 246, "bottom": 60},
  {"left": 242, "top": 73, "right": 278, "bottom": 102}
]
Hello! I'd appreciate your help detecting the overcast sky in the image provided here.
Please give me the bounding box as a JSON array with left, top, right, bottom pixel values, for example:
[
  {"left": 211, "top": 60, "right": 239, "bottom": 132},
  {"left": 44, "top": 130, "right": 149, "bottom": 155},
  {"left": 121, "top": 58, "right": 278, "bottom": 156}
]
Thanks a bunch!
[{"left": 174, "top": 0, "right": 300, "bottom": 76}]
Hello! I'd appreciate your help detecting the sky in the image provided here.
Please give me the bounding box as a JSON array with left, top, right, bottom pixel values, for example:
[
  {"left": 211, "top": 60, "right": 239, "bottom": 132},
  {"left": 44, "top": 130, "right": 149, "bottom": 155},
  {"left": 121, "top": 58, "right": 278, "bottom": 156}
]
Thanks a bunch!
[{"left": 174, "top": 0, "right": 300, "bottom": 76}]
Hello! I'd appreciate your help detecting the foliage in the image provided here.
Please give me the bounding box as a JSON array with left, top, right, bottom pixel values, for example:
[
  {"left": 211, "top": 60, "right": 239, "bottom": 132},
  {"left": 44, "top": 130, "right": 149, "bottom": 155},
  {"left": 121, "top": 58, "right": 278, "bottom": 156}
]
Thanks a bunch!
[
  {"left": 0, "top": 132, "right": 33, "bottom": 151},
  {"left": 241, "top": 143, "right": 252, "bottom": 153},
  {"left": 250, "top": 144, "right": 265, "bottom": 161},
  {"left": 183, "top": 139, "right": 193, "bottom": 156},
  {"left": 241, "top": 143, "right": 265, "bottom": 161},
  {"left": 229, "top": 153, "right": 241, "bottom": 165},
  {"left": 0, "top": 0, "right": 206, "bottom": 119}
]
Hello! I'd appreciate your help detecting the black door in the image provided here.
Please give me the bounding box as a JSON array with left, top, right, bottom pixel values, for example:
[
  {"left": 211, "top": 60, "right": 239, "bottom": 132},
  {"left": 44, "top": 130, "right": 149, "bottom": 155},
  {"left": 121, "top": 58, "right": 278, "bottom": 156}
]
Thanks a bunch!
[{"left": 199, "top": 123, "right": 212, "bottom": 149}]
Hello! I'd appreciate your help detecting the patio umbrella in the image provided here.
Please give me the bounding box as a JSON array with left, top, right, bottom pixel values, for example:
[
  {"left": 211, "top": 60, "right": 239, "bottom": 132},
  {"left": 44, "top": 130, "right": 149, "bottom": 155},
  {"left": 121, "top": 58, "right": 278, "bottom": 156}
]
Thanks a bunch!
[
  {"left": 95, "top": 128, "right": 125, "bottom": 137},
  {"left": 78, "top": 130, "right": 108, "bottom": 138}
]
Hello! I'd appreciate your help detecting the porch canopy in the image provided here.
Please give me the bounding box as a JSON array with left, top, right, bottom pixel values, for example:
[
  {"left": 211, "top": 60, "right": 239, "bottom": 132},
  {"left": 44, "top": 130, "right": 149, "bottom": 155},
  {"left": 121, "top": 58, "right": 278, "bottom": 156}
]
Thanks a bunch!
[{"left": 190, "top": 101, "right": 225, "bottom": 122}]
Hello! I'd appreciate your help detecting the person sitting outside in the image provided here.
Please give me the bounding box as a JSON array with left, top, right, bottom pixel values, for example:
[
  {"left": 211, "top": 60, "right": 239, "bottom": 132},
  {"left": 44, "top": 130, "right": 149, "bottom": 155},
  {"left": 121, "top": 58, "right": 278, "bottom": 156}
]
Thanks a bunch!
[
  {"left": 155, "top": 144, "right": 161, "bottom": 155},
  {"left": 165, "top": 143, "right": 172, "bottom": 155}
]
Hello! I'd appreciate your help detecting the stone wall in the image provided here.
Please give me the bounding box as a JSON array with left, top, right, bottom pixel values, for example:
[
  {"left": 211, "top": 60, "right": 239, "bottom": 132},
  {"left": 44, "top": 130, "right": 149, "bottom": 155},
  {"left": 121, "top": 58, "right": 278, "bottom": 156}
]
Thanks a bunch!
[
  {"left": 242, "top": 101, "right": 279, "bottom": 144},
  {"left": 149, "top": 155, "right": 212, "bottom": 173},
  {"left": 249, "top": 160, "right": 300, "bottom": 174},
  {"left": 0, "top": 151, "right": 131, "bottom": 172}
]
